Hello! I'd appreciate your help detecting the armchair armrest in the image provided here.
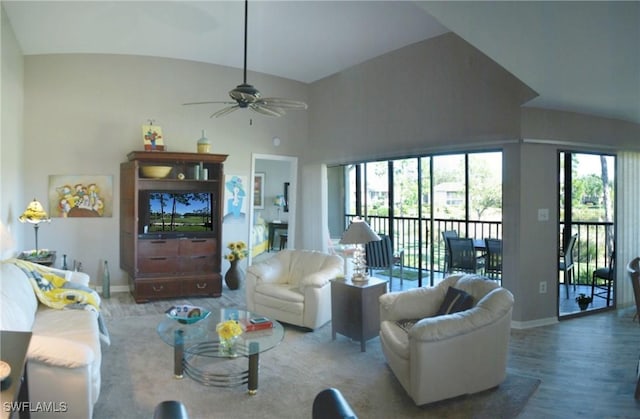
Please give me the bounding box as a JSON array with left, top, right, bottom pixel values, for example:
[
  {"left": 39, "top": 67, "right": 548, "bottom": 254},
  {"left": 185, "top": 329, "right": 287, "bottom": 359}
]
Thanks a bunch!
[
  {"left": 246, "top": 257, "right": 286, "bottom": 284},
  {"left": 379, "top": 286, "right": 445, "bottom": 322},
  {"left": 28, "top": 335, "right": 95, "bottom": 368},
  {"left": 44, "top": 266, "right": 91, "bottom": 287},
  {"left": 410, "top": 287, "right": 514, "bottom": 342},
  {"left": 299, "top": 266, "right": 343, "bottom": 290}
]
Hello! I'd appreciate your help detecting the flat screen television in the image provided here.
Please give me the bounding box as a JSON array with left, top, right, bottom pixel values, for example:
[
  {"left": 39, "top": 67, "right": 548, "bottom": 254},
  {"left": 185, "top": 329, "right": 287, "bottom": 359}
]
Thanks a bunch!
[{"left": 138, "top": 191, "right": 216, "bottom": 237}]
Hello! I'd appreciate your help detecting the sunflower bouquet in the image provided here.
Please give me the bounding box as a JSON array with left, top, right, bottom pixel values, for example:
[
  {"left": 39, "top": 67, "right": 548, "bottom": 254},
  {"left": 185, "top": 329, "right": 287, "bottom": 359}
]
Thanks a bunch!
[{"left": 225, "top": 241, "right": 248, "bottom": 262}]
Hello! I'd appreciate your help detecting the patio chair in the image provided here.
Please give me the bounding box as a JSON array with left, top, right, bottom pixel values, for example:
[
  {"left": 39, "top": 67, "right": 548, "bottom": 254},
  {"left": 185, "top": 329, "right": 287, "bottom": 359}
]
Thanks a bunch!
[
  {"left": 591, "top": 249, "right": 615, "bottom": 306},
  {"left": 441, "top": 230, "right": 458, "bottom": 273},
  {"left": 365, "top": 234, "right": 403, "bottom": 289},
  {"left": 447, "top": 237, "right": 484, "bottom": 274},
  {"left": 627, "top": 257, "right": 640, "bottom": 324},
  {"left": 484, "top": 238, "right": 502, "bottom": 280},
  {"left": 559, "top": 234, "right": 577, "bottom": 299}
]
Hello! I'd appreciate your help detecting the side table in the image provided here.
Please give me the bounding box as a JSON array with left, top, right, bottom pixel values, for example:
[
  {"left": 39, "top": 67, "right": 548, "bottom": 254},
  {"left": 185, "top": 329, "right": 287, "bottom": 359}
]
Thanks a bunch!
[
  {"left": 1, "top": 330, "right": 32, "bottom": 419},
  {"left": 268, "top": 222, "right": 288, "bottom": 251},
  {"left": 331, "top": 277, "right": 387, "bottom": 352}
]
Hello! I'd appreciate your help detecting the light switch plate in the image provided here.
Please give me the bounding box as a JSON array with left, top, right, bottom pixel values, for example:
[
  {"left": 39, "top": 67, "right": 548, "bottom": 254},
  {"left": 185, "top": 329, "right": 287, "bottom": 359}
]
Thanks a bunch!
[{"left": 538, "top": 208, "right": 549, "bottom": 221}]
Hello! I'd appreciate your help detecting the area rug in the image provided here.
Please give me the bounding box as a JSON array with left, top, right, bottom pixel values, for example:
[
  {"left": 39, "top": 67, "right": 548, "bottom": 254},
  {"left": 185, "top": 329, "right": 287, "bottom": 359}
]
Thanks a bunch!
[{"left": 94, "top": 314, "right": 540, "bottom": 418}]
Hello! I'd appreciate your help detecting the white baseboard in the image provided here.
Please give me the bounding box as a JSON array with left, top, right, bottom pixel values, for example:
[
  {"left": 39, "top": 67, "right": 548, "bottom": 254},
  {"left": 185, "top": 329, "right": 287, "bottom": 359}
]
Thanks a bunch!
[
  {"left": 95, "top": 285, "right": 129, "bottom": 294},
  {"left": 511, "top": 317, "right": 559, "bottom": 329}
]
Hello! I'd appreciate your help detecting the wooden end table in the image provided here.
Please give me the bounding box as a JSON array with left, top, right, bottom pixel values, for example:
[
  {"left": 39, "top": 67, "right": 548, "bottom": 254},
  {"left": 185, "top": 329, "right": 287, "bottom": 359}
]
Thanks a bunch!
[{"left": 330, "top": 277, "right": 387, "bottom": 352}]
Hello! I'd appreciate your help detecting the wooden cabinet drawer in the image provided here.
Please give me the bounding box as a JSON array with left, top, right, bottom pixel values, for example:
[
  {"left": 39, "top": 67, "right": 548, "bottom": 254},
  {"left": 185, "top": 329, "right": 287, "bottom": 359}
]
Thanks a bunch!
[
  {"left": 139, "top": 239, "right": 177, "bottom": 257},
  {"left": 178, "top": 238, "right": 216, "bottom": 255},
  {"left": 134, "top": 279, "right": 181, "bottom": 299},
  {"left": 138, "top": 256, "right": 178, "bottom": 274},
  {"left": 179, "top": 254, "right": 216, "bottom": 273},
  {"left": 183, "top": 276, "right": 221, "bottom": 296}
]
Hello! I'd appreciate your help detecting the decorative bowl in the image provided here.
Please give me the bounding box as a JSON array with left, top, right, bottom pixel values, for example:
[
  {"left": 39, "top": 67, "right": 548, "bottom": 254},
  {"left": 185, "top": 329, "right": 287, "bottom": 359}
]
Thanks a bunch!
[
  {"left": 140, "top": 165, "right": 172, "bottom": 179},
  {"left": 165, "top": 305, "right": 210, "bottom": 324}
]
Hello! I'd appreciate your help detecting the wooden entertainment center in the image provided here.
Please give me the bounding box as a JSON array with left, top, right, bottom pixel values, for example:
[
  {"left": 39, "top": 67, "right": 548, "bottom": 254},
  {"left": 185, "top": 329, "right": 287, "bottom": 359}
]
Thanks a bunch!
[{"left": 120, "top": 151, "right": 227, "bottom": 303}]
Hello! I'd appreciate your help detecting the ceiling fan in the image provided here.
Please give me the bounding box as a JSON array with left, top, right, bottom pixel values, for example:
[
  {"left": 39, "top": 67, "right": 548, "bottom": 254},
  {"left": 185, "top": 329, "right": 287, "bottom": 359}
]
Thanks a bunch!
[{"left": 184, "top": 0, "right": 308, "bottom": 118}]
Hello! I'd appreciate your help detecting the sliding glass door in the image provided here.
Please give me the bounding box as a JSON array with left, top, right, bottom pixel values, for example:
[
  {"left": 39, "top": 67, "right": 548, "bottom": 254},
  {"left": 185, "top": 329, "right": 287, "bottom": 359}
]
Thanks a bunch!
[{"left": 558, "top": 151, "right": 616, "bottom": 317}]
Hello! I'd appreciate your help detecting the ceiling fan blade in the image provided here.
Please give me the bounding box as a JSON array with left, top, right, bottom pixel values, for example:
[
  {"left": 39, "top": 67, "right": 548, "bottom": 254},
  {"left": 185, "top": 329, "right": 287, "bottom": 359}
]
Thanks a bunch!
[
  {"left": 211, "top": 105, "right": 240, "bottom": 118},
  {"left": 184, "top": 100, "right": 236, "bottom": 106},
  {"left": 250, "top": 104, "right": 285, "bottom": 117},
  {"left": 259, "top": 98, "right": 308, "bottom": 110}
]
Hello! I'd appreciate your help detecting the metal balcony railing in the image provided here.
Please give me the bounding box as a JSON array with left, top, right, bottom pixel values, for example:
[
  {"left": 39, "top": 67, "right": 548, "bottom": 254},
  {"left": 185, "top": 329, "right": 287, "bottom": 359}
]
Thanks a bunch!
[{"left": 344, "top": 215, "right": 613, "bottom": 284}]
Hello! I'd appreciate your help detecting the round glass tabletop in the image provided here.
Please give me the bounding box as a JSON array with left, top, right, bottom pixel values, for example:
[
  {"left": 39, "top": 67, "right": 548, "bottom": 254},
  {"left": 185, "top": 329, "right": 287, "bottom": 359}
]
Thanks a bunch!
[{"left": 157, "top": 308, "right": 284, "bottom": 357}]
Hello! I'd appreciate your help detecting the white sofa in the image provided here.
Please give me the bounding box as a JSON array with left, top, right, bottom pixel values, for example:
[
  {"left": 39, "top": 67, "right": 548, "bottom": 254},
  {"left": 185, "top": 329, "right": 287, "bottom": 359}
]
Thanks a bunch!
[
  {"left": 0, "top": 261, "right": 103, "bottom": 418},
  {"left": 245, "top": 250, "right": 343, "bottom": 330},
  {"left": 379, "top": 274, "right": 514, "bottom": 405}
]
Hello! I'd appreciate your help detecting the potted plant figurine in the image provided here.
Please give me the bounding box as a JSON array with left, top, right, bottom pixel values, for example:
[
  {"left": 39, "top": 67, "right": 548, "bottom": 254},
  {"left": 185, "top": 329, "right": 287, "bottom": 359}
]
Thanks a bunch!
[{"left": 575, "top": 293, "right": 593, "bottom": 311}]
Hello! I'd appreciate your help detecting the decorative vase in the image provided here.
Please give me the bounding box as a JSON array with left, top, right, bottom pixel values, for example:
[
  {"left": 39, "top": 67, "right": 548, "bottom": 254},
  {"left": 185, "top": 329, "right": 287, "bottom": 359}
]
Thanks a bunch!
[
  {"left": 225, "top": 259, "right": 243, "bottom": 290},
  {"left": 578, "top": 302, "right": 589, "bottom": 311},
  {"left": 197, "top": 129, "right": 211, "bottom": 153},
  {"left": 218, "top": 335, "right": 238, "bottom": 357}
]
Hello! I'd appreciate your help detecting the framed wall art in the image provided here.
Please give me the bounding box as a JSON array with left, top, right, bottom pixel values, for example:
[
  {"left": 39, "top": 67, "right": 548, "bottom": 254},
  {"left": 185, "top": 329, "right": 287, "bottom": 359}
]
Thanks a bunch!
[
  {"left": 48, "top": 175, "right": 114, "bottom": 217},
  {"left": 253, "top": 173, "right": 265, "bottom": 209},
  {"left": 224, "top": 175, "right": 247, "bottom": 223},
  {"left": 142, "top": 124, "right": 165, "bottom": 151}
]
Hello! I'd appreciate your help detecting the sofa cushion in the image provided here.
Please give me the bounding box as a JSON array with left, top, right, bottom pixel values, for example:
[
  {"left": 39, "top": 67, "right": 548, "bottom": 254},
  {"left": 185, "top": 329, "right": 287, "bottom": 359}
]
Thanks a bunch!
[
  {"left": 0, "top": 263, "right": 38, "bottom": 331},
  {"left": 436, "top": 286, "right": 474, "bottom": 316}
]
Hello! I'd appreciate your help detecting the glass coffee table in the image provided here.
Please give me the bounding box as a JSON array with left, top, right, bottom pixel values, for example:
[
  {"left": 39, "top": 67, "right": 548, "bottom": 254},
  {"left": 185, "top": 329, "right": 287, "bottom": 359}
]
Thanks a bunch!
[{"left": 157, "top": 308, "right": 284, "bottom": 395}]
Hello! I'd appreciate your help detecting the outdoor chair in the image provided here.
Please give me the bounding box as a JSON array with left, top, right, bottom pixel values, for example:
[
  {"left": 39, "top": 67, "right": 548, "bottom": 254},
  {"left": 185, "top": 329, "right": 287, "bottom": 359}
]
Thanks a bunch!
[
  {"left": 447, "top": 237, "right": 484, "bottom": 274},
  {"left": 559, "top": 234, "right": 577, "bottom": 299},
  {"left": 441, "top": 230, "right": 458, "bottom": 273},
  {"left": 484, "top": 238, "right": 502, "bottom": 280},
  {"left": 591, "top": 249, "right": 615, "bottom": 306},
  {"left": 627, "top": 257, "right": 640, "bottom": 324},
  {"left": 365, "top": 234, "right": 404, "bottom": 290}
]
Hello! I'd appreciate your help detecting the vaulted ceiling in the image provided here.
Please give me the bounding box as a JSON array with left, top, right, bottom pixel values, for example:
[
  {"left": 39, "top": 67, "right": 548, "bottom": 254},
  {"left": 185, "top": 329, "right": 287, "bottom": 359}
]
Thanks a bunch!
[{"left": 3, "top": 1, "right": 638, "bottom": 124}]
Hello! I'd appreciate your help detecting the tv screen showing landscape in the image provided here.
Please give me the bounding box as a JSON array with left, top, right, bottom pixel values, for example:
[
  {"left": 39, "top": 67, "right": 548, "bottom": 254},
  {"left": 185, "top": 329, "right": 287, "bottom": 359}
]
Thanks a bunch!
[{"left": 145, "top": 192, "right": 213, "bottom": 233}]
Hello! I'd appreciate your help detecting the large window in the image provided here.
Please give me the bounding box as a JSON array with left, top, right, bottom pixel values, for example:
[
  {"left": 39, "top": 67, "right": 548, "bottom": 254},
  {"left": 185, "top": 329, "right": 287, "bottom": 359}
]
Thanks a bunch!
[{"left": 340, "top": 151, "right": 502, "bottom": 287}]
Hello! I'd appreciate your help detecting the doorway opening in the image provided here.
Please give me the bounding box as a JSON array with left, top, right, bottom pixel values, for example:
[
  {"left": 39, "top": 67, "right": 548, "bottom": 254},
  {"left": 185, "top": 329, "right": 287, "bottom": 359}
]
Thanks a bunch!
[
  {"left": 248, "top": 154, "right": 297, "bottom": 265},
  {"left": 558, "top": 151, "right": 616, "bottom": 317}
]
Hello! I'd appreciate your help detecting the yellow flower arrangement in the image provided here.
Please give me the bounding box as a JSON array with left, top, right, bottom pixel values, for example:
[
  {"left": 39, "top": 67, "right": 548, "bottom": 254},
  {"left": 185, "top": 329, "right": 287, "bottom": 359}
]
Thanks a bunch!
[
  {"left": 225, "top": 241, "right": 248, "bottom": 262},
  {"left": 216, "top": 319, "right": 243, "bottom": 341}
]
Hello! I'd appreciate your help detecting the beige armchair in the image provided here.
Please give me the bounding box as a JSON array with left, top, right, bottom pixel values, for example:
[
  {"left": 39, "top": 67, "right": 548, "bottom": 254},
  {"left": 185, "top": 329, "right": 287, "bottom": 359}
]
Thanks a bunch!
[
  {"left": 379, "top": 274, "right": 514, "bottom": 405},
  {"left": 246, "top": 250, "right": 343, "bottom": 330}
]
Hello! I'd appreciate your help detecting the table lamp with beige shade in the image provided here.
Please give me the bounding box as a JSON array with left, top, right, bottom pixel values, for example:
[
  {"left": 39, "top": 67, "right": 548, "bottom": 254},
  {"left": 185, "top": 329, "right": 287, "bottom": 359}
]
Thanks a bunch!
[{"left": 339, "top": 218, "right": 381, "bottom": 282}]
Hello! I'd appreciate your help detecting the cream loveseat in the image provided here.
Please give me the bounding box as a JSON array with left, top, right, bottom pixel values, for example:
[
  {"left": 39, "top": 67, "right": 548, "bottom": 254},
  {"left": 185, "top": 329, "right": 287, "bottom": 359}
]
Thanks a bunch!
[
  {"left": 245, "top": 250, "right": 343, "bottom": 330},
  {"left": 379, "top": 274, "right": 514, "bottom": 405},
  {"left": 0, "top": 261, "right": 105, "bottom": 418}
]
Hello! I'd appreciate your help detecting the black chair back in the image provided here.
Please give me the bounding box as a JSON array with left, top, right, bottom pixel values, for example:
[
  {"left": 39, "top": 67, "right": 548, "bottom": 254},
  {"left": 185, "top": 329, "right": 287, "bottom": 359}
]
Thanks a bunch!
[
  {"left": 484, "top": 238, "right": 502, "bottom": 279},
  {"left": 447, "top": 237, "right": 480, "bottom": 273},
  {"left": 365, "top": 234, "right": 393, "bottom": 271}
]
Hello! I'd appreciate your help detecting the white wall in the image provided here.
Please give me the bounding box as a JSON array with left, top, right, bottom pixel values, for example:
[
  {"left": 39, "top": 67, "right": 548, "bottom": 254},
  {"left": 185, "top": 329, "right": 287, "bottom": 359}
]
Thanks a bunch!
[
  {"left": 1, "top": 6, "right": 25, "bottom": 251},
  {"left": 306, "top": 32, "right": 640, "bottom": 324},
  {"left": 20, "top": 53, "right": 308, "bottom": 285}
]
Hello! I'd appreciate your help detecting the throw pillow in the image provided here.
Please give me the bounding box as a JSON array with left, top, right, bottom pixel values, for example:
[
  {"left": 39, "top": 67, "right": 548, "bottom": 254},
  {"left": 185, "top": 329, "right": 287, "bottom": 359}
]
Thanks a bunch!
[{"left": 436, "top": 286, "right": 474, "bottom": 316}]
